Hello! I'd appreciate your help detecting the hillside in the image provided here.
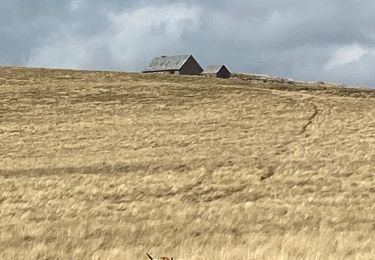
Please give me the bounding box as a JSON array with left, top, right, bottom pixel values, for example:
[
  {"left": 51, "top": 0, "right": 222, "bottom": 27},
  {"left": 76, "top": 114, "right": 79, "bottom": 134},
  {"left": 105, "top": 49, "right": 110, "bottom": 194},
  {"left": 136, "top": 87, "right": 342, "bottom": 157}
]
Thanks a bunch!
[{"left": 1, "top": 66, "right": 375, "bottom": 259}]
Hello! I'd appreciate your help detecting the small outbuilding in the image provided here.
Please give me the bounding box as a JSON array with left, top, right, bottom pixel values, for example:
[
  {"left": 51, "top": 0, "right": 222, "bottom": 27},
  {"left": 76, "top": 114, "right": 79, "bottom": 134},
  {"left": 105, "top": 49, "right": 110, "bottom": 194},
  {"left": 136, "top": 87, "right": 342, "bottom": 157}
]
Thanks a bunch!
[
  {"left": 202, "top": 65, "right": 231, "bottom": 79},
  {"left": 143, "top": 55, "right": 203, "bottom": 75}
]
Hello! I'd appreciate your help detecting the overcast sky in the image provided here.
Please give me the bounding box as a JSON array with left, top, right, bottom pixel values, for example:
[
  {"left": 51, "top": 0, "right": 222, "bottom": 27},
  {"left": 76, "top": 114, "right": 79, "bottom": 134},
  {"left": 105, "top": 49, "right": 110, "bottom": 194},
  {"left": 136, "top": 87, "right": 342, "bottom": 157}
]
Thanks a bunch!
[{"left": 1, "top": 0, "right": 375, "bottom": 86}]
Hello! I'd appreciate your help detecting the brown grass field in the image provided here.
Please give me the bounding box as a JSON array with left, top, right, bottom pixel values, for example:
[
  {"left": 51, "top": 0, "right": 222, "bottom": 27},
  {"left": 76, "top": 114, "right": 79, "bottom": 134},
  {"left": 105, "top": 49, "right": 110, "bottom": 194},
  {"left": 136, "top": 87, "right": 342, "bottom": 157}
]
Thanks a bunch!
[{"left": 1, "top": 66, "right": 375, "bottom": 259}]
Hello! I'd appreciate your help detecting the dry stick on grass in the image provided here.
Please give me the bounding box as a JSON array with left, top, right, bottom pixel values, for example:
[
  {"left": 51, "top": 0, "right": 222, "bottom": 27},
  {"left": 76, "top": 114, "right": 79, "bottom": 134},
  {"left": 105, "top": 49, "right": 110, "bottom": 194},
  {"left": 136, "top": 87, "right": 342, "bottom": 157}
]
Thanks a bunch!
[{"left": 147, "top": 253, "right": 174, "bottom": 260}]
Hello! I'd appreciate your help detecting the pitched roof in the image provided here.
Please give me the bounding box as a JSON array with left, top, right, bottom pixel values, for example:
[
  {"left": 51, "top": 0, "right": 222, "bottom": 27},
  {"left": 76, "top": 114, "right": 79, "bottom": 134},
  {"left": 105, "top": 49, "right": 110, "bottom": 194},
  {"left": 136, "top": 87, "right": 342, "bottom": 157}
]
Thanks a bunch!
[
  {"left": 203, "top": 65, "right": 229, "bottom": 74},
  {"left": 143, "top": 55, "right": 191, "bottom": 72}
]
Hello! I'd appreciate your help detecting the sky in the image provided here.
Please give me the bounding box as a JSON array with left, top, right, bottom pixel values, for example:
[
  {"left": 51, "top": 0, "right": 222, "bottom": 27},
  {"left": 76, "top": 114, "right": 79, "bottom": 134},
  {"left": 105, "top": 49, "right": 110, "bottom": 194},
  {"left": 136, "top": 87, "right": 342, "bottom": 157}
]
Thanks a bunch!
[{"left": 1, "top": 0, "right": 375, "bottom": 86}]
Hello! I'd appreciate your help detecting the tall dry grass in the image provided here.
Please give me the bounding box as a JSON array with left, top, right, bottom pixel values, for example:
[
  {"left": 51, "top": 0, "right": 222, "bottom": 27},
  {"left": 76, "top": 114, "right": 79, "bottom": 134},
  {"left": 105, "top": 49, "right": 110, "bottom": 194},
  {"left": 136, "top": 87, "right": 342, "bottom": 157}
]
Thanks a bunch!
[{"left": 1, "top": 66, "right": 375, "bottom": 259}]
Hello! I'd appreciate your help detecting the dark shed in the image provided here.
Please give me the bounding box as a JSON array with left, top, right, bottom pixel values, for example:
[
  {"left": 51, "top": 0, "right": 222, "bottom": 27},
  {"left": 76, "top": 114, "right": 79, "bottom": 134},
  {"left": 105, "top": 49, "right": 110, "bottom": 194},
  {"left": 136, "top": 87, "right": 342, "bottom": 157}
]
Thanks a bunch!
[
  {"left": 202, "top": 65, "right": 231, "bottom": 79},
  {"left": 143, "top": 55, "right": 203, "bottom": 75}
]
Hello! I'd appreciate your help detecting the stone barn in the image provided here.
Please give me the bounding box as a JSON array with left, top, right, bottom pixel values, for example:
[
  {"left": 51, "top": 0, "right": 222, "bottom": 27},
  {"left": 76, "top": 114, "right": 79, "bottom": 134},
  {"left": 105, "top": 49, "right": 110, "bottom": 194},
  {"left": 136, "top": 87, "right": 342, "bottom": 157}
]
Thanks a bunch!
[
  {"left": 143, "top": 55, "right": 203, "bottom": 75},
  {"left": 202, "top": 65, "right": 231, "bottom": 79}
]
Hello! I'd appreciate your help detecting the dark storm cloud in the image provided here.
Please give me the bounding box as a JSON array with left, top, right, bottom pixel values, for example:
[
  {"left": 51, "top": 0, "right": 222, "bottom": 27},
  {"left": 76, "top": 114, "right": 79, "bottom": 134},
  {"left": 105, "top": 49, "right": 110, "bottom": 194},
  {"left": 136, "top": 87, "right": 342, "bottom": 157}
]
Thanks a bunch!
[{"left": 1, "top": 0, "right": 375, "bottom": 86}]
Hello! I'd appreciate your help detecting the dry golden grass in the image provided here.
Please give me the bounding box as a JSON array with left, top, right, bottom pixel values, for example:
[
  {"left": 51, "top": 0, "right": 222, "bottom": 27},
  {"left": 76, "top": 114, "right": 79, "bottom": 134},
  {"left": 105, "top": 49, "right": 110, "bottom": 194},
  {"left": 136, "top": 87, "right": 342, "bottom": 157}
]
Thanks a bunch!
[{"left": 1, "top": 66, "right": 375, "bottom": 259}]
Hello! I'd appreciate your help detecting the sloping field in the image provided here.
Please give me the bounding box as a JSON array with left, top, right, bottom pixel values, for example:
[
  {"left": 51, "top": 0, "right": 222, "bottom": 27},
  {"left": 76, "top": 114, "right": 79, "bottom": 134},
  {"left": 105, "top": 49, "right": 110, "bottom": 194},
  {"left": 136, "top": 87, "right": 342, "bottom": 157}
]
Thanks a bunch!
[{"left": 1, "top": 66, "right": 375, "bottom": 259}]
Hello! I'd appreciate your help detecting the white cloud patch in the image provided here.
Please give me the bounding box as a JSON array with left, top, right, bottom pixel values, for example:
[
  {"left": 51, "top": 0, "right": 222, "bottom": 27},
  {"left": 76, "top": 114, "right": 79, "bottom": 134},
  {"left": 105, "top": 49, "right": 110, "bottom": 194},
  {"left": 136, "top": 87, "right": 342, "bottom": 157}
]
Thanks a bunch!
[
  {"left": 27, "top": 3, "right": 201, "bottom": 70},
  {"left": 107, "top": 4, "right": 201, "bottom": 69},
  {"left": 27, "top": 32, "right": 105, "bottom": 69},
  {"left": 69, "top": 0, "right": 84, "bottom": 12},
  {"left": 325, "top": 43, "right": 369, "bottom": 69}
]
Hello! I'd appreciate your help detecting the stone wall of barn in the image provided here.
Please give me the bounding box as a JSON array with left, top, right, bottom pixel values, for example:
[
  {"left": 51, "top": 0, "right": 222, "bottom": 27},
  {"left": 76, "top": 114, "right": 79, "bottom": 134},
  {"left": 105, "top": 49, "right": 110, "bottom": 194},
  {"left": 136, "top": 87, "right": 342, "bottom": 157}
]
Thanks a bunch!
[
  {"left": 143, "top": 70, "right": 177, "bottom": 75},
  {"left": 217, "top": 67, "right": 231, "bottom": 79},
  {"left": 179, "top": 56, "right": 203, "bottom": 75}
]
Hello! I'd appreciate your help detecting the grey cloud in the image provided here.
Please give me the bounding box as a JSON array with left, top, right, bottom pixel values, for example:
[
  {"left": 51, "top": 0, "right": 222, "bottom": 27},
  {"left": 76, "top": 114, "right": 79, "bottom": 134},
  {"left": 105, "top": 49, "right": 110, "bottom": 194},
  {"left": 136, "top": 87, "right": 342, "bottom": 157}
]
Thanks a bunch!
[{"left": 1, "top": 0, "right": 375, "bottom": 86}]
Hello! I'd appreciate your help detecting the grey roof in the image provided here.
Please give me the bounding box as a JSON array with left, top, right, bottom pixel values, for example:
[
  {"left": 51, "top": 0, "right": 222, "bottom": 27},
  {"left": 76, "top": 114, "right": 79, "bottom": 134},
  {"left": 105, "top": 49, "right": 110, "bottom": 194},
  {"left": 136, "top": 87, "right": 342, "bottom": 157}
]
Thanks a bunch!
[
  {"left": 203, "top": 65, "right": 229, "bottom": 74},
  {"left": 143, "top": 55, "right": 191, "bottom": 72}
]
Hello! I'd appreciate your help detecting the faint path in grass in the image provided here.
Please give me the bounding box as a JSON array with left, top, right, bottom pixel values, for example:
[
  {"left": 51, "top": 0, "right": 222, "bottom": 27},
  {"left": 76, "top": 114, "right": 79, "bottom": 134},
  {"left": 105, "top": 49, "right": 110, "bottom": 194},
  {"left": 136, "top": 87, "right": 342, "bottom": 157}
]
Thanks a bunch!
[{"left": 298, "top": 103, "right": 319, "bottom": 136}]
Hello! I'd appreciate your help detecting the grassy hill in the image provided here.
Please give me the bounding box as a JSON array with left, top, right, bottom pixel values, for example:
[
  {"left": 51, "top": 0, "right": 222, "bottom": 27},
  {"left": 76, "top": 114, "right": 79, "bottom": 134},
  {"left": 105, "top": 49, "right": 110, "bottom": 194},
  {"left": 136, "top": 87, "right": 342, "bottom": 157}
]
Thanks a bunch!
[{"left": 1, "top": 66, "right": 375, "bottom": 259}]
